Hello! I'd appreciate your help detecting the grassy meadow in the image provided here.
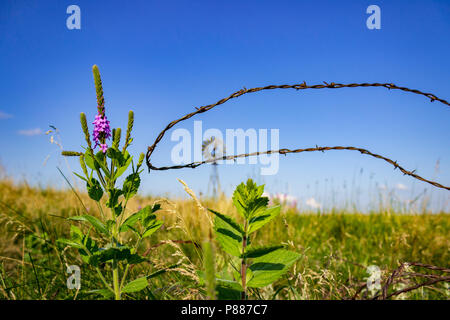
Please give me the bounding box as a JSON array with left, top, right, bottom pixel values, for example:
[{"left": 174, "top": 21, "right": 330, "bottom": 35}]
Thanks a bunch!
[{"left": 0, "top": 176, "right": 448, "bottom": 300}]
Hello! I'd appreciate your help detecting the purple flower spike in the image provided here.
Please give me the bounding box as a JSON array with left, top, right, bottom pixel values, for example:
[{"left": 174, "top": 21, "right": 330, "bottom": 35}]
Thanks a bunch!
[{"left": 92, "top": 110, "right": 111, "bottom": 153}]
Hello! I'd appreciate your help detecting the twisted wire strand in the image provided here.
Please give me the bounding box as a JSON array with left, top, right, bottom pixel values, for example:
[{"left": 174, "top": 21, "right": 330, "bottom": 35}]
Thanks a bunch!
[
  {"left": 145, "top": 82, "right": 450, "bottom": 190},
  {"left": 406, "top": 262, "right": 450, "bottom": 273},
  {"left": 376, "top": 261, "right": 450, "bottom": 300},
  {"left": 383, "top": 276, "right": 450, "bottom": 299},
  {"left": 351, "top": 261, "right": 450, "bottom": 300},
  {"left": 148, "top": 146, "right": 450, "bottom": 191}
]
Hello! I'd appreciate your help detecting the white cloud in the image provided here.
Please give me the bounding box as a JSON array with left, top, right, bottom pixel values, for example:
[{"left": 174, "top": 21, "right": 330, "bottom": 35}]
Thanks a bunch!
[
  {"left": 0, "top": 111, "right": 13, "bottom": 119},
  {"left": 396, "top": 183, "right": 408, "bottom": 190},
  {"left": 18, "top": 128, "right": 42, "bottom": 136},
  {"left": 306, "top": 197, "right": 321, "bottom": 209},
  {"left": 272, "top": 193, "right": 298, "bottom": 208}
]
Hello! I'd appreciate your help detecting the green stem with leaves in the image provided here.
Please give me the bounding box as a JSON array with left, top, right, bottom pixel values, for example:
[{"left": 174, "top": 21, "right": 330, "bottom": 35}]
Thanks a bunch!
[
  {"left": 112, "top": 261, "right": 120, "bottom": 300},
  {"left": 240, "top": 221, "right": 248, "bottom": 300},
  {"left": 208, "top": 179, "right": 301, "bottom": 300},
  {"left": 119, "top": 235, "right": 142, "bottom": 291},
  {"left": 60, "top": 66, "right": 164, "bottom": 301}
]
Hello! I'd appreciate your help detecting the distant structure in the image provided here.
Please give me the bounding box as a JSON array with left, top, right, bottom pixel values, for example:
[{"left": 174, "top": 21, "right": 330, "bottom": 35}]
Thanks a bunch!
[{"left": 202, "top": 137, "right": 225, "bottom": 198}]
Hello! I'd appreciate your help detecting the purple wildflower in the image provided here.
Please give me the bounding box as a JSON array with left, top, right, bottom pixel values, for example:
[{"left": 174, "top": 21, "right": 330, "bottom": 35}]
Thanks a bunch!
[{"left": 92, "top": 112, "right": 111, "bottom": 152}]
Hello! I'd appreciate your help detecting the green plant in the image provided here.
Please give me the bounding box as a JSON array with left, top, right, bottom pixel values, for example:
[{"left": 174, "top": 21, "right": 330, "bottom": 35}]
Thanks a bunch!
[
  {"left": 207, "top": 179, "right": 300, "bottom": 299},
  {"left": 202, "top": 240, "right": 217, "bottom": 300},
  {"left": 59, "top": 65, "right": 164, "bottom": 300}
]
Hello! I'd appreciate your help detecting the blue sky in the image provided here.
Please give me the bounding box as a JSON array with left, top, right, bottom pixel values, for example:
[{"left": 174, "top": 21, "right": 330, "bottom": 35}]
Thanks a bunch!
[{"left": 0, "top": 0, "right": 449, "bottom": 210}]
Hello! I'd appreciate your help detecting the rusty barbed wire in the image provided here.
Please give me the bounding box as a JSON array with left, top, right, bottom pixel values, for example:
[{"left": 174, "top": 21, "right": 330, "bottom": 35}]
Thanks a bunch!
[
  {"left": 350, "top": 261, "right": 450, "bottom": 300},
  {"left": 383, "top": 276, "right": 450, "bottom": 299},
  {"left": 406, "top": 262, "right": 450, "bottom": 273},
  {"left": 148, "top": 146, "right": 450, "bottom": 191},
  {"left": 381, "top": 262, "right": 408, "bottom": 299},
  {"left": 376, "top": 262, "right": 450, "bottom": 300},
  {"left": 146, "top": 82, "right": 450, "bottom": 190}
]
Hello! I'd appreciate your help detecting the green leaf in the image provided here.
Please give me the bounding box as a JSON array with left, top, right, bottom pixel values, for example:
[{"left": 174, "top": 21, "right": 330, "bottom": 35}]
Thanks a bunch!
[
  {"left": 246, "top": 197, "right": 269, "bottom": 219},
  {"left": 197, "top": 270, "right": 243, "bottom": 300},
  {"left": 113, "top": 153, "right": 132, "bottom": 180},
  {"left": 88, "top": 246, "right": 131, "bottom": 266},
  {"left": 141, "top": 204, "right": 161, "bottom": 220},
  {"left": 106, "top": 188, "right": 122, "bottom": 209},
  {"left": 69, "top": 215, "right": 109, "bottom": 236},
  {"left": 142, "top": 220, "right": 163, "bottom": 238},
  {"left": 216, "top": 279, "right": 243, "bottom": 300},
  {"left": 73, "top": 172, "right": 88, "bottom": 182},
  {"left": 209, "top": 209, "right": 243, "bottom": 257},
  {"left": 138, "top": 206, "right": 163, "bottom": 238},
  {"left": 122, "top": 277, "right": 148, "bottom": 293},
  {"left": 141, "top": 212, "right": 156, "bottom": 227},
  {"left": 119, "top": 204, "right": 161, "bottom": 233},
  {"left": 88, "top": 246, "right": 145, "bottom": 266},
  {"left": 127, "top": 254, "right": 146, "bottom": 264},
  {"left": 247, "top": 248, "right": 300, "bottom": 288},
  {"left": 216, "top": 278, "right": 243, "bottom": 291},
  {"left": 122, "top": 173, "right": 140, "bottom": 200},
  {"left": 79, "top": 235, "right": 99, "bottom": 264},
  {"left": 247, "top": 206, "right": 281, "bottom": 234},
  {"left": 87, "top": 289, "right": 114, "bottom": 299},
  {"left": 242, "top": 245, "right": 285, "bottom": 259},
  {"left": 106, "top": 147, "right": 122, "bottom": 162},
  {"left": 70, "top": 225, "right": 84, "bottom": 242},
  {"left": 232, "top": 179, "right": 268, "bottom": 219},
  {"left": 94, "top": 151, "right": 110, "bottom": 178},
  {"left": 113, "top": 204, "right": 123, "bottom": 217},
  {"left": 87, "top": 178, "right": 103, "bottom": 201},
  {"left": 84, "top": 149, "right": 98, "bottom": 170},
  {"left": 119, "top": 212, "right": 141, "bottom": 233},
  {"left": 197, "top": 271, "right": 243, "bottom": 300},
  {"left": 57, "top": 238, "right": 84, "bottom": 249},
  {"left": 105, "top": 220, "right": 115, "bottom": 233},
  {"left": 125, "top": 225, "right": 139, "bottom": 235}
]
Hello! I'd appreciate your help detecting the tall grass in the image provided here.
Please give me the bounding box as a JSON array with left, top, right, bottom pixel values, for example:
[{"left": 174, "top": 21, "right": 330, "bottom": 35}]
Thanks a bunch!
[{"left": 0, "top": 177, "right": 448, "bottom": 300}]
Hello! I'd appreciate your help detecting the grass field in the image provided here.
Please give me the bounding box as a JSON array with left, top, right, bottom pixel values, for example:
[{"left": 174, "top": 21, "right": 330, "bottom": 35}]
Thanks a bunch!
[{"left": 0, "top": 176, "right": 448, "bottom": 300}]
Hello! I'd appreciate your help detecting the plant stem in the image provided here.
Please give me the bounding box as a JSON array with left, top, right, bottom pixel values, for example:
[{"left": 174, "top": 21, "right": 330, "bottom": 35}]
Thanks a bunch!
[
  {"left": 112, "top": 221, "right": 121, "bottom": 300},
  {"left": 241, "top": 221, "right": 248, "bottom": 300},
  {"left": 118, "top": 198, "right": 130, "bottom": 229},
  {"left": 120, "top": 265, "right": 130, "bottom": 292},
  {"left": 80, "top": 243, "right": 113, "bottom": 293},
  {"left": 96, "top": 202, "right": 106, "bottom": 221},
  {"left": 112, "top": 260, "right": 120, "bottom": 300},
  {"left": 95, "top": 268, "right": 113, "bottom": 293},
  {"left": 112, "top": 208, "right": 121, "bottom": 300},
  {"left": 119, "top": 236, "right": 142, "bottom": 291}
]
